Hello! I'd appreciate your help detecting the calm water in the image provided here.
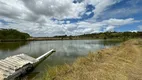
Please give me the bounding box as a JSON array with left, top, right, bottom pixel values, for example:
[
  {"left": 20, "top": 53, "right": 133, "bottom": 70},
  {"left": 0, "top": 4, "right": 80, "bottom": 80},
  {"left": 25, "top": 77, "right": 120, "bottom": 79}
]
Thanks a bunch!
[{"left": 0, "top": 40, "right": 121, "bottom": 79}]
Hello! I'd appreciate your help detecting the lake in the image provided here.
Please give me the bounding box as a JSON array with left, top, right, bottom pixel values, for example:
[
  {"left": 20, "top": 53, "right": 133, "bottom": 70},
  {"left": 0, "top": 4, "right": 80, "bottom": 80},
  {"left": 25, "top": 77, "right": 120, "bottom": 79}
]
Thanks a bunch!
[{"left": 0, "top": 40, "right": 121, "bottom": 79}]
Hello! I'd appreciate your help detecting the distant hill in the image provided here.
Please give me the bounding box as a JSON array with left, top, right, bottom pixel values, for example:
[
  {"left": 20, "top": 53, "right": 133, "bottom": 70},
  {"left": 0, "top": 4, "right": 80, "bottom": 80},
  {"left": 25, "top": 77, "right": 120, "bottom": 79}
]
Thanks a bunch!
[{"left": 0, "top": 29, "right": 30, "bottom": 40}]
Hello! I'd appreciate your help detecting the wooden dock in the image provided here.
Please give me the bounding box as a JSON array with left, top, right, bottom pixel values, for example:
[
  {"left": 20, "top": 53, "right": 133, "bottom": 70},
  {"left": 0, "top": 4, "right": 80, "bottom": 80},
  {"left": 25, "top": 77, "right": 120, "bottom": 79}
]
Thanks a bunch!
[{"left": 0, "top": 49, "right": 55, "bottom": 80}]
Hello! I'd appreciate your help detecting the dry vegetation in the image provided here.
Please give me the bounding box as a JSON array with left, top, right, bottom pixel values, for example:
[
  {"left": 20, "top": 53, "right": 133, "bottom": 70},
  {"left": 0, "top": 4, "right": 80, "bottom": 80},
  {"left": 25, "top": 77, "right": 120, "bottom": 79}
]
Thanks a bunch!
[{"left": 43, "top": 39, "right": 142, "bottom": 80}]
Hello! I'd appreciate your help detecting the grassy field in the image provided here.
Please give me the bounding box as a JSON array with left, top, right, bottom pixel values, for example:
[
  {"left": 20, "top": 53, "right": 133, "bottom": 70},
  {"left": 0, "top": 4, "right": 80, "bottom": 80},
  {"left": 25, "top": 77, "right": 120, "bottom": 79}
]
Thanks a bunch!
[{"left": 42, "top": 39, "right": 142, "bottom": 80}]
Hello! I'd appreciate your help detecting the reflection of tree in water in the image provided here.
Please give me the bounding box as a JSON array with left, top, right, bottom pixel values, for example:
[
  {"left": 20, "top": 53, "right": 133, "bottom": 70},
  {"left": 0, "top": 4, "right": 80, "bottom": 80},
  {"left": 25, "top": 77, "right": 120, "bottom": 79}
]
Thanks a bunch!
[
  {"left": 101, "top": 40, "right": 122, "bottom": 46},
  {"left": 85, "top": 40, "right": 122, "bottom": 46},
  {"left": 0, "top": 42, "right": 29, "bottom": 51}
]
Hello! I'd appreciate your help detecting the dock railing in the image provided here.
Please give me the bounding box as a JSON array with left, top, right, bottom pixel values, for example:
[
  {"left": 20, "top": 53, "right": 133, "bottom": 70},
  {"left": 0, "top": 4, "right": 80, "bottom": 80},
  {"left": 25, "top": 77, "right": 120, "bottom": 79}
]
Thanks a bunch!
[{"left": 34, "top": 49, "right": 55, "bottom": 66}]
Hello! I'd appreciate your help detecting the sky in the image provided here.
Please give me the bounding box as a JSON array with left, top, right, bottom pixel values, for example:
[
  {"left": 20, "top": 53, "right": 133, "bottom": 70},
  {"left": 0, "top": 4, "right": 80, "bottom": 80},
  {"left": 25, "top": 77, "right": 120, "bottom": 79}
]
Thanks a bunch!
[{"left": 0, "top": 0, "right": 142, "bottom": 37}]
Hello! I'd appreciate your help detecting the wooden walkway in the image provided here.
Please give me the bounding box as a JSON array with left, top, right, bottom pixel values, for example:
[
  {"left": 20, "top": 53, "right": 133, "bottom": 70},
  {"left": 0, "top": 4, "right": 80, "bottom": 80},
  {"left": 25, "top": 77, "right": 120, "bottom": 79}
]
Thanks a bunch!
[{"left": 0, "top": 49, "right": 55, "bottom": 80}]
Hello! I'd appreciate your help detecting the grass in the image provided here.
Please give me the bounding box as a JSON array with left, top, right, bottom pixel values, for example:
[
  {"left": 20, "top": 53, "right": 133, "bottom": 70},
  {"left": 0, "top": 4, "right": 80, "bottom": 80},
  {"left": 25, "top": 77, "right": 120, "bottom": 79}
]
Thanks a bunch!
[{"left": 42, "top": 39, "right": 142, "bottom": 80}]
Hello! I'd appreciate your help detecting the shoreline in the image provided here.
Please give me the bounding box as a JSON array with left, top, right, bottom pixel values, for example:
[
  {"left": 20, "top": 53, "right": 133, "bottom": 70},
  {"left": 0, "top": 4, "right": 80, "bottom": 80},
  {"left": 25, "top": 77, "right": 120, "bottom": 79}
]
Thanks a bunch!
[
  {"left": 0, "top": 38, "right": 128, "bottom": 42},
  {"left": 42, "top": 39, "right": 142, "bottom": 80}
]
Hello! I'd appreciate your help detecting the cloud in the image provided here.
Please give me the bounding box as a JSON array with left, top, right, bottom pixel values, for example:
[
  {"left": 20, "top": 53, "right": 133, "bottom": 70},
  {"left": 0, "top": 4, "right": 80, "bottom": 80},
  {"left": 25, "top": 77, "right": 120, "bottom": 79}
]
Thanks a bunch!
[
  {"left": 100, "top": 7, "right": 142, "bottom": 20},
  {"left": 0, "top": 0, "right": 32, "bottom": 20},
  {"left": 22, "top": 0, "right": 86, "bottom": 19},
  {"left": 0, "top": 18, "right": 140, "bottom": 36},
  {"left": 89, "top": 0, "right": 122, "bottom": 19},
  {"left": 0, "top": 0, "right": 141, "bottom": 36},
  {"left": 138, "top": 25, "right": 142, "bottom": 31},
  {"left": 0, "top": 0, "right": 122, "bottom": 21},
  {"left": 102, "top": 18, "right": 139, "bottom": 26},
  {"left": 0, "top": 1, "right": 21, "bottom": 19},
  {"left": 97, "top": 0, "right": 142, "bottom": 20},
  {"left": 105, "top": 26, "right": 115, "bottom": 31},
  {"left": 101, "top": 18, "right": 140, "bottom": 31},
  {"left": 0, "top": 22, "right": 3, "bottom": 28},
  {"left": 65, "top": 18, "right": 140, "bottom": 35}
]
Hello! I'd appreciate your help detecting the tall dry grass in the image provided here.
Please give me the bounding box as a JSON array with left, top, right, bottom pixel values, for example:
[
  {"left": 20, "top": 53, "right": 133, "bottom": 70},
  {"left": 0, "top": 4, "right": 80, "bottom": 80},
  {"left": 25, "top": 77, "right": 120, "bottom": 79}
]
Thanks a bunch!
[{"left": 42, "top": 39, "right": 142, "bottom": 80}]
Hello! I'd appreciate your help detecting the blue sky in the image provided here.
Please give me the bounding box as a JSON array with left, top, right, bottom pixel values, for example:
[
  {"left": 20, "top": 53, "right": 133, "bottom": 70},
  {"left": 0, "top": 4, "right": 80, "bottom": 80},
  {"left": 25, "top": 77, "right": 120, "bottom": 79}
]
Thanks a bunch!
[{"left": 0, "top": 0, "right": 142, "bottom": 36}]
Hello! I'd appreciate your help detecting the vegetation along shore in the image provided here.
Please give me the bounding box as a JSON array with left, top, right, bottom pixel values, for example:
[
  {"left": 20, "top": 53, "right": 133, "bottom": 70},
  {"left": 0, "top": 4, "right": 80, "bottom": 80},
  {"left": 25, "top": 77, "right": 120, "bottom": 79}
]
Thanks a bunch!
[
  {"left": 0, "top": 29, "right": 30, "bottom": 42},
  {"left": 42, "top": 39, "right": 142, "bottom": 80},
  {"left": 0, "top": 29, "right": 141, "bottom": 42}
]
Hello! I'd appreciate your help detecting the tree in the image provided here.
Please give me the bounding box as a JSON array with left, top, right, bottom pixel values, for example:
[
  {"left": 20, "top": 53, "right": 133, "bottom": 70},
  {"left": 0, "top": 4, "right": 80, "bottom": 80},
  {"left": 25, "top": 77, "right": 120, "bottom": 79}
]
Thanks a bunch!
[{"left": 0, "top": 29, "right": 30, "bottom": 40}]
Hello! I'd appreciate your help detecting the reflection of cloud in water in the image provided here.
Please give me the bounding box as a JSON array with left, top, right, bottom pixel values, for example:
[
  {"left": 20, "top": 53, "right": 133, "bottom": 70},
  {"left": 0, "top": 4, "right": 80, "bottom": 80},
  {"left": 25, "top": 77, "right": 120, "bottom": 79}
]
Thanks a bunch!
[
  {"left": 31, "top": 40, "right": 121, "bottom": 76},
  {"left": 9, "top": 40, "right": 119, "bottom": 58},
  {"left": 0, "top": 40, "right": 120, "bottom": 60},
  {"left": 0, "top": 40, "right": 121, "bottom": 79}
]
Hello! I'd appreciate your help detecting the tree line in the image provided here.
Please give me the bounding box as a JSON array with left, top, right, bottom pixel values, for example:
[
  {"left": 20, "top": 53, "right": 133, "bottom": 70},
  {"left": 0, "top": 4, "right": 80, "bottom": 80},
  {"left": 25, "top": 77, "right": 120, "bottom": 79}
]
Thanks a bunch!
[
  {"left": 79, "top": 31, "right": 142, "bottom": 39},
  {"left": 53, "top": 31, "right": 142, "bottom": 40},
  {"left": 0, "top": 29, "right": 141, "bottom": 40},
  {"left": 0, "top": 29, "right": 30, "bottom": 40}
]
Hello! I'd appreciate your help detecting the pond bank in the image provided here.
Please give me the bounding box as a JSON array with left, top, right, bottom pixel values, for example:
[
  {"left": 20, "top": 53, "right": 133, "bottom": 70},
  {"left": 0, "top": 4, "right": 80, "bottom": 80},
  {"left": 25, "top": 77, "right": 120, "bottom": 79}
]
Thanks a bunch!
[
  {"left": 0, "top": 38, "right": 125, "bottom": 43},
  {"left": 43, "top": 39, "right": 142, "bottom": 80}
]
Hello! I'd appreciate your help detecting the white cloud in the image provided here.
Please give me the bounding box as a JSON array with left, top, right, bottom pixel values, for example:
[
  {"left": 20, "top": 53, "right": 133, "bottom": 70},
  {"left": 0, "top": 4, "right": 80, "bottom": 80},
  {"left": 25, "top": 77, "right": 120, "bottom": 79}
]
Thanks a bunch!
[
  {"left": 0, "top": 0, "right": 29, "bottom": 19},
  {"left": 0, "top": 0, "right": 141, "bottom": 37},
  {"left": 102, "top": 18, "right": 139, "bottom": 31},
  {"left": 0, "top": 17, "right": 140, "bottom": 37},
  {"left": 66, "top": 21, "right": 70, "bottom": 24},
  {"left": 85, "top": 12, "right": 92, "bottom": 16},
  {"left": 93, "top": 0, "right": 142, "bottom": 20},
  {"left": 100, "top": 7, "right": 142, "bottom": 20},
  {"left": 105, "top": 26, "right": 115, "bottom": 31},
  {"left": 0, "top": 22, "right": 3, "bottom": 28},
  {"left": 0, "top": 0, "right": 122, "bottom": 21},
  {"left": 138, "top": 25, "right": 142, "bottom": 31},
  {"left": 102, "top": 18, "right": 139, "bottom": 26},
  {"left": 22, "top": 0, "right": 86, "bottom": 19},
  {"left": 129, "top": 30, "right": 138, "bottom": 32},
  {"left": 0, "top": 0, "right": 86, "bottom": 22},
  {"left": 89, "top": 0, "right": 122, "bottom": 19}
]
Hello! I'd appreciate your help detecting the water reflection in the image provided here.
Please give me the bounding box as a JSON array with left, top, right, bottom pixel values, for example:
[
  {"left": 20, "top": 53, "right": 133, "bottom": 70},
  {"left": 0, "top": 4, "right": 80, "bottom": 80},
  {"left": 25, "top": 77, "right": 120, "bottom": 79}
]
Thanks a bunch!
[
  {"left": 0, "top": 40, "right": 121, "bottom": 79},
  {"left": 0, "top": 42, "right": 29, "bottom": 59},
  {"left": 0, "top": 42, "right": 29, "bottom": 51},
  {"left": 32, "top": 40, "right": 121, "bottom": 66}
]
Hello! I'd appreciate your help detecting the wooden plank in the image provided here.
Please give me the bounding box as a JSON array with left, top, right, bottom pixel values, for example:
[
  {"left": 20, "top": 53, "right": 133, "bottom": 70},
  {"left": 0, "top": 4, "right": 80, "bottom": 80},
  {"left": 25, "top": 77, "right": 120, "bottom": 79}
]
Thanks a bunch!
[
  {"left": 0, "top": 61, "right": 18, "bottom": 70},
  {"left": 2, "top": 60, "right": 18, "bottom": 69},
  {"left": 0, "top": 69, "right": 11, "bottom": 77},
  {"left": 0, "top": 61, "right": 15, "bottom": 70},
  {"left": 0, "top": 64, "right": 15, "bottom": 71},
  {"left": 0, "top": 65, "right": 14, "bottom": 73},
  {"left": 4, "top": 58, "right": 21, "bottom": 67},
  {"left": 0, "top": 54, "right": 37, "bottom": 80},
  {"left": 17, "top": 54, "right": 36, "bottom": 63},
  {"left": 7, "top": 56, "right": 29, "bottom": 67},
  {"left": 0, "top": 49, "right": 55, "bottom": 80}
]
